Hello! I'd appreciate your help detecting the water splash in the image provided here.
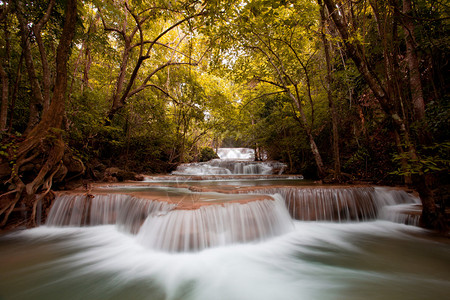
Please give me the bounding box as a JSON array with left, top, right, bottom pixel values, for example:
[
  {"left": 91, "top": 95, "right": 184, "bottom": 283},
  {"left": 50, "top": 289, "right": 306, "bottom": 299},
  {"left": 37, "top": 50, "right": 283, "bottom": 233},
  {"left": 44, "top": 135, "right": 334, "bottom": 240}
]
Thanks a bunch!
[
  {"left": 217, "top": 148, "right": 255, "bottom": 160},
  {"left": 172, "top": 160, "right": 283, "bottom": 175},
  {"left": 172, "top": 148, "right": 286, "bottom": 175},
  {"left": 46, "top": 194, "right": 175, "bottom": 234},
  {"left": 137, "top": 195, "right": 293, "bottom": 252},
  {"left": 46, "top": 191, "right": 293, "bottom": 252},
  {"left": 236, "top": 186, "right": 420, "bottom": 222}
]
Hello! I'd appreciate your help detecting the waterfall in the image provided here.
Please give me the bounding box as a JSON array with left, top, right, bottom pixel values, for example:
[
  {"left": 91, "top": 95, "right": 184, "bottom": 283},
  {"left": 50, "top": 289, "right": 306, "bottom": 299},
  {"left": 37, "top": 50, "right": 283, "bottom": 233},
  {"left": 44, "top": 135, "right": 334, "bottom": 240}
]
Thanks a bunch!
[
  {"left": 172, "top": 148, "right": 287, "bottom": 175},
  {"left": 374, "top": 188, "right": 422, "bottom": 225},
  {"left": 46, "top": 192, "right": 293, "bottom": 252},
  {"left": 217, "top": 147, "right": 255, "bottom": 160},
  {"left": 45, "top": 186, "right": 421, "bottom": 252},
  {"left": 172, "top": 160, "right": 280, "bottom": 175},
  {"left": 236, "top": 186, "right": 421, "bottom": 223},
  {"left": 137, "top": 195, "right": 293, "bottom": 252},
  {"left": 46, "top": 194, "right": 176, "bottom": 234}
]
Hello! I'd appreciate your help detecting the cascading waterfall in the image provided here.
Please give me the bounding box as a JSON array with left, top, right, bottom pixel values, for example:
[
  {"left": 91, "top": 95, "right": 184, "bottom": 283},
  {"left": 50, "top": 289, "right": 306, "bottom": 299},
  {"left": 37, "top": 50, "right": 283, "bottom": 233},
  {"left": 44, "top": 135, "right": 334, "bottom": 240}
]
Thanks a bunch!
[
  {"left": 172, "top": 147, "right": 286, "bottom": 175},
  {"left": 137, "top": 195, "right": 293, "bottom": 252},
  {"left": 235, "top": 186, "right": 420, "bottom": 224},
  {"left": 2, "top": 148, "right": 448, "bottom": 300},
  {"left": 47, "top": 193, "right": 176, "bottom": 234},
  {"left": 45, "top": 190, "right": 293, "bottom": 252},
  {"left": 217, "top": 147, "right": 255, "bottom": 160},
  {"left": 43, "top": 185, "right": 421, "bottom": 253}
]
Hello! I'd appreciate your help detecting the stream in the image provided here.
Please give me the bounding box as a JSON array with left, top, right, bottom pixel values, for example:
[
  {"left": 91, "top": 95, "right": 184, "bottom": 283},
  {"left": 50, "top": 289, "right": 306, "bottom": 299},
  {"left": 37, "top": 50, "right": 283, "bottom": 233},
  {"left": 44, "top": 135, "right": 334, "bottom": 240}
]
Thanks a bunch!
[{"left": 0, "top": 148, "right": 449, "bottom": 300}]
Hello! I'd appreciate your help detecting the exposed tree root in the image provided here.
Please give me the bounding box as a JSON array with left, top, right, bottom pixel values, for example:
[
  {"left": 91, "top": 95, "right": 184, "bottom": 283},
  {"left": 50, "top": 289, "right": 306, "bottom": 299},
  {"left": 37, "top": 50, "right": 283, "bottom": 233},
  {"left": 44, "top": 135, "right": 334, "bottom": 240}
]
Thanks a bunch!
[
  {"left": 0, "top": 182, "right": 24, "bottom": 227},
  {"left": 29, "top": 162, "right": 62, "bottom": 226}
]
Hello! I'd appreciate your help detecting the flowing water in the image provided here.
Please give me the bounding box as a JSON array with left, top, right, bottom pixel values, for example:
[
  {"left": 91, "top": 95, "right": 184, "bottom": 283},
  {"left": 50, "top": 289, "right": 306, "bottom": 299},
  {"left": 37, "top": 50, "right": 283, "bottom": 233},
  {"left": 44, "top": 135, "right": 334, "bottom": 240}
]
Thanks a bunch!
[{"left": 0, "top": 148, "right": 449, "bottom": 300}]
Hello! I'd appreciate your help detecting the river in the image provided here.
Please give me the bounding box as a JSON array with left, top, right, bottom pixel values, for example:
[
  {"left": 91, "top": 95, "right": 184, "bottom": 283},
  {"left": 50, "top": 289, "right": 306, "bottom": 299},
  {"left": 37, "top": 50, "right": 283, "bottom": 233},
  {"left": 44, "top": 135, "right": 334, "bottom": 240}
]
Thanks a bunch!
[{"left": 0, "top": 148, "right": 449, "bottom": 300}]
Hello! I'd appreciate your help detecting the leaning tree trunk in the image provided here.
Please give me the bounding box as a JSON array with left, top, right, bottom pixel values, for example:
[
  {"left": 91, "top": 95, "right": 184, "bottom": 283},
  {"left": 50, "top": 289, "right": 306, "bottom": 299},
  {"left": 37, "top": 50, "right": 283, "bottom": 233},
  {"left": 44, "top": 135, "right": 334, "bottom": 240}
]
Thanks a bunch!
[{"left": 0, "top": 0, "right": 77, "bottom": 229}]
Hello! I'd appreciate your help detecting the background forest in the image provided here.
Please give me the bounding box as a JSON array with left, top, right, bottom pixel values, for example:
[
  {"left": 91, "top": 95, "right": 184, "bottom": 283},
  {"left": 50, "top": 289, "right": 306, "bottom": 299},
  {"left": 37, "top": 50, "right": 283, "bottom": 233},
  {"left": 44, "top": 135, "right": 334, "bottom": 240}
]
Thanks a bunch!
[{"left": 0, "top": 0, "right": 449, "bottom": 229}]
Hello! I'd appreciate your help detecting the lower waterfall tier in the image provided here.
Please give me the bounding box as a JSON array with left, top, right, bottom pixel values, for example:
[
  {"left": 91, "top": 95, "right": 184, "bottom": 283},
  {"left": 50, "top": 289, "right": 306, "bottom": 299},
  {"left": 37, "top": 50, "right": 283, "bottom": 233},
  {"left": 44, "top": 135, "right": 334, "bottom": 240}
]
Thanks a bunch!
[{"left": 44, "top": 185, "right": 420, "bottom": 252}]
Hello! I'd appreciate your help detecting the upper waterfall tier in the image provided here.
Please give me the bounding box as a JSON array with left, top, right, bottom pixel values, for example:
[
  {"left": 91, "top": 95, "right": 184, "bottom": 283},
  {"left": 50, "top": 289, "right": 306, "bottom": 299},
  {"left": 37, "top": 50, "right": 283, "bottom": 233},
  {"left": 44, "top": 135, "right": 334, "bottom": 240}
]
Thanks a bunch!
[
  {"left": 217, "top": 147, "right": 255, "bottom": 160},
  {"left": 172, "top": 160, "right": 287, "bottom": 175},
  {"left": 172, "top": 148, "right": 286, "bottom": 175}
]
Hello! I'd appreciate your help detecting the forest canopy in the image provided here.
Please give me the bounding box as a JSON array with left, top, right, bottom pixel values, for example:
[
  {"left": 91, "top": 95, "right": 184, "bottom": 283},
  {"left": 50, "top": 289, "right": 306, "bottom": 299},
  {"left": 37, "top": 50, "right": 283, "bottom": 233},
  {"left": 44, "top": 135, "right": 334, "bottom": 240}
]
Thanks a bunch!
[{"left": 0, "top": 0, "right": 449, "bottom": 230}]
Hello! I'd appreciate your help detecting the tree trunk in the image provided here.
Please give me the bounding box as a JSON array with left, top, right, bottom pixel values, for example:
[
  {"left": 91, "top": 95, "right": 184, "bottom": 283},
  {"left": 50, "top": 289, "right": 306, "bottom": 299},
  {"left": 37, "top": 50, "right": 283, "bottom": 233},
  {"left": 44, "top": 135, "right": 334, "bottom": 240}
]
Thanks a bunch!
[
  {"left": 107, "top": 39, "right": 131, "bottom": 122},
  {"left": 323, "top": 0, "right": 444, "bottom": 230},
  {"left": 0, "top": 63, "right": 7, "bottom": 131},
  {"left": 402, "top": 0, "right": 425, "bottom": 120},
  {"left": 308, "top": 134, "right": 326, "bottom": 178},
  {"left": 287, "top": 88, "right": 326, "bottom": 179},
  {"left": 0, "top": 0, "right": 77, "bottom": 228},
  {"left": 15, "top": 1, "right": 45, "bottom": 134},
  {"left": 319, "top": 0, "right": 341, "bottom": 180}
]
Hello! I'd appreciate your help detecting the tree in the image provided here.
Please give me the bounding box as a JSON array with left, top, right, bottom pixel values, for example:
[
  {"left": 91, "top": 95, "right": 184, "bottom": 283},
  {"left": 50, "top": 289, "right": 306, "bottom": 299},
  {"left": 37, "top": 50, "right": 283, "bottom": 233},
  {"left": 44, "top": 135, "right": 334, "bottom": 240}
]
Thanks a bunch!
[
  {"left": 219, "top": 0, "right": 328, "bottom": 178},
  {"left": 95, "top": 0, "right": 207, "bottom": 122},
  {"left": 323, "top": 0, "right": 447, "bottom": 229},
  {"left": 318, "top": 0, "right": 341, "bottom": 180},
  {"left": 0, "top": 0, "right": 78, "bottom": 228}
]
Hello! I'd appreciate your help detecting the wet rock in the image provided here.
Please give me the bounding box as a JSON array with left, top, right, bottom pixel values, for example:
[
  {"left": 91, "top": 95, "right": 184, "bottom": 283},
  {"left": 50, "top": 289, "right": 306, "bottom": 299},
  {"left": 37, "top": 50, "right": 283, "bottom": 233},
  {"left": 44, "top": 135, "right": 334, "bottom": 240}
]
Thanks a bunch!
[{"left": 104, "top": 167, "right": 140, "bottom": 182}]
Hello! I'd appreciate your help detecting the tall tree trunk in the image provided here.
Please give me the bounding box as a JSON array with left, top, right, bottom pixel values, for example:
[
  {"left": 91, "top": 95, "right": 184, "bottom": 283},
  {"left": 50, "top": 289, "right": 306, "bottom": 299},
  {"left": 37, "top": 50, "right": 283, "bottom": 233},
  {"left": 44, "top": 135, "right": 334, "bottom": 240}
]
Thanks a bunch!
[
  {"left": 288, "top": 89, "right": 326, "bottom": 179},
  {"left": 402, "top": 0, "right": 425, "bottom": 120},
  {"left": 370, "top": 0, "right": 412, "bottom": 184},
  {"left": 0, "top": 15, "right": 9, "bottom": 131},
  {"left": 108, "top": 38, "right": 131, "bottom": 122},
  {"left": 319, "top": 0, "right": 341, "bottom": 180},
  {"left": 32, "top": 0, "right": 55, "bottom": 114},
  {"left": 0, "top": 63, "right": 7, "bottom": 131},
  {"left": 15, "top": 1, "right": 45, "bottom": 134}
]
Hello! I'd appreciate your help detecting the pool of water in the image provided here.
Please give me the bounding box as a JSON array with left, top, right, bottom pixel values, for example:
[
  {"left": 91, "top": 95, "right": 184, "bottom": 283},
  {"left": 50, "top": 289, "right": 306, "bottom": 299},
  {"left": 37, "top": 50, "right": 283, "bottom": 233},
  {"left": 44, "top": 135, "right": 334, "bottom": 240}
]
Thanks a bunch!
[
  {"left": 0, "top": 222, "right": 449, "bottom": 300},
  {"left": 1, "top": 148, "right": 448, "bottom": 299}
]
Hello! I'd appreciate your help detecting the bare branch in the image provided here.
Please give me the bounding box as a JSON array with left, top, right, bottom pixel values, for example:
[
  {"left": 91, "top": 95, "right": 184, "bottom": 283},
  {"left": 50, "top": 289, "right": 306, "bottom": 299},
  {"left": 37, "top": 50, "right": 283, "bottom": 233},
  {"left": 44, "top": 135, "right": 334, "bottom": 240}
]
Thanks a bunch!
[
  {"left": 240, "top": 91, "right": 285, "bottom": 112},
  {"left": 130, "top": 84, "right": 178, "bottom": 103},
  {"left": 145, "top": 12, "right": 205, "bottom": 57},
  {"left": 98, "top": 7, "right": 126, "bottom": 38},
  {"left": 129, "top": 61, "right": 197, "bottom": 98},
  {"left": 253, "top": 76, "right": 285, "bottom": 89}
]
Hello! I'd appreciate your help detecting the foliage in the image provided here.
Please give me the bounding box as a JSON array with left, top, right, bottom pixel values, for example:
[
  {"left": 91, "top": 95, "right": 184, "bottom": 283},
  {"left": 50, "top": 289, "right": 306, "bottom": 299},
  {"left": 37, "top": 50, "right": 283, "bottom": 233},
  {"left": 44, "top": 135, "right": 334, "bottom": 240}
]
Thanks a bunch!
[
  {"left": 198, "top": 147, "right": 219, "bottom": 162},
  {"left": 0, "top": 0, "right": 448, "bottom": 182},
  {"left": 392, "top": 142, "right": 450, "bottom": 176}
]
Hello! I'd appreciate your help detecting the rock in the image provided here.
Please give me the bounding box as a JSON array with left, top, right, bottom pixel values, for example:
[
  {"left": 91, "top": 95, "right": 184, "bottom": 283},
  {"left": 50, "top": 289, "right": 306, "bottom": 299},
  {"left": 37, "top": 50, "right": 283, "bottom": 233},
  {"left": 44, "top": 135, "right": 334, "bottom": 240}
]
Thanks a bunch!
[
  {"left": 105, "top": 167, "right": 121, "bottom": 177},
  {"left": 63, "top": 153, "right": 85, "bottom": 175},
  {"left": 103, "top": 175, "right": 118, "bottom": 183},
  {"left": 63, "top": 178, "right": 84, "bottom": 190},
  {"left": 53, "top": 164, "right": 68, "bottom": 183},
  {"left": 134, "top": 174, "right": 145, "bottom": 181},
  {"left": 103, "top": 167, "right": 139, "bottom": 182},
  {"left": 116, "top": 170, "right": 136, "bottom": 181}
]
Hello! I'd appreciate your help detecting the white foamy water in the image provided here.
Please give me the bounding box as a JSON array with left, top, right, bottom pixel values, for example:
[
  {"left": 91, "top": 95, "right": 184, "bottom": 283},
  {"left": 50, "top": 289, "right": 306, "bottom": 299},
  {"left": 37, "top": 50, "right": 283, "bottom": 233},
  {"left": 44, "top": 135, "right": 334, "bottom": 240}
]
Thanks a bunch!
[
  {"left": 137, "top": 195, "right": 293, "bottom": 252},
  {"left": 1, "top": 154, "right": 447, "bottom": 299},
  {"left": 217, "top": 147, "right": 255, "bottom": 160},
  {"left": 237, "top": 186, "right": 421, "bottom": 224},
  {"left": 1, "top": 221, "right": 449, "bottom": 300},
  {"left": 172, "top": 148, "right": 286, "bottom": 175}
]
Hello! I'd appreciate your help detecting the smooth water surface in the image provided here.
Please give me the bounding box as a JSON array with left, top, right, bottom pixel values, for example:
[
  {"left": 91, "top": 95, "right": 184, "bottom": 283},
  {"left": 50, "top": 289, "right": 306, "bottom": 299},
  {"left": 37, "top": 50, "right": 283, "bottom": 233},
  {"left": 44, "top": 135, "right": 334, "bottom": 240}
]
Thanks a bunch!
[
  {"left": 0, "top": 222, "right": 449, "bottom": 300},
  {"left": 1, "top": 148, "right": 449, "bottom": 299}
]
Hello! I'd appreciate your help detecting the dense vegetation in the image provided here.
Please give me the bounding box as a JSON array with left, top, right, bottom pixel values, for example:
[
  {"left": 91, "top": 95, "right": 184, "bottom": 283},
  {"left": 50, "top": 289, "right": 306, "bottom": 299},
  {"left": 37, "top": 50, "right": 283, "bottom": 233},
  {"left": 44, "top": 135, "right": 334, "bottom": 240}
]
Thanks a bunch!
[{"left": 0, "top": 0, "right": 448, "bottom": 230}]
